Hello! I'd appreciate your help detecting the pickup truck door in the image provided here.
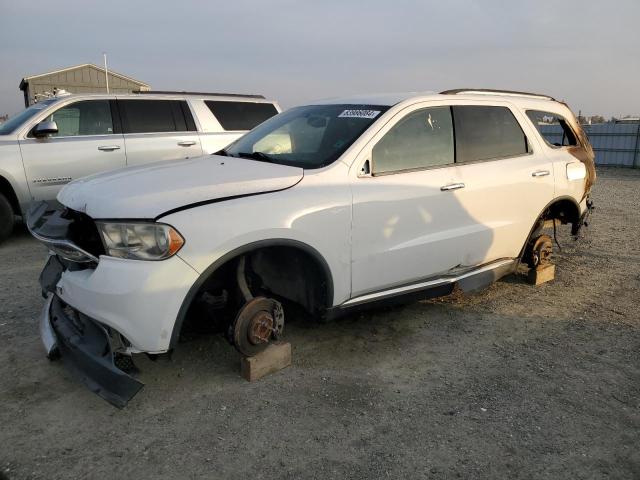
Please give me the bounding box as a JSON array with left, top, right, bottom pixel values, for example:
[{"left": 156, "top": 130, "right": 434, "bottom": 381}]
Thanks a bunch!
[
  {"left": 117, "top": 99, "right": 203, "bottom": 166},
  {"left": 19, "top": 99, "right": 126, "bottom": 202},
  {"left": 350, "top": 104, "right": 471, "bottom": 298}
]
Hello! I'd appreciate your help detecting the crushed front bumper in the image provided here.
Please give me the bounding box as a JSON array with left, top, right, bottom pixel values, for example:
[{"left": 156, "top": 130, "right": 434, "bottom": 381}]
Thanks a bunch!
[{"left": 39, "top": 292, "right": 143, "bottom": 408}]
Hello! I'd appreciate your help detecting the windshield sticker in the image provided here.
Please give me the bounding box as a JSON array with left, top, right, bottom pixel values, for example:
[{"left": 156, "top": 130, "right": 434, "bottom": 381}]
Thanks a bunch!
[{"left": 338, "top": 109, "right": 381, "bottom": 119}]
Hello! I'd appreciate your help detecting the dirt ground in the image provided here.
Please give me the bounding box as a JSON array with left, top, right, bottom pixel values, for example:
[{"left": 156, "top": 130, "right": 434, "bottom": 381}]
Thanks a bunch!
[{"left": 0, "top": 167, "right": 638, "bottom": 480}]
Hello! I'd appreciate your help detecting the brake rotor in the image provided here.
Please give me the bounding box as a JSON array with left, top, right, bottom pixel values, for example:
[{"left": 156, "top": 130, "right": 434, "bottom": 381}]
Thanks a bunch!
[
  {"left": 528, "top": 234, "right": 553, "bottom": 268},
  {"left": 231, "top": 297, "right": 284, "bottom": 357}
]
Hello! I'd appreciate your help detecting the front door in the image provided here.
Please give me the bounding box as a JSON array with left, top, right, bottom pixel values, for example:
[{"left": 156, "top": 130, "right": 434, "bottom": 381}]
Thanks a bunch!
[
  {"left": 19, "top": 99, "right": 126, "bottom": 202},
  {"left": 350, "top": 105, "right": 472, "bottom": 297}
]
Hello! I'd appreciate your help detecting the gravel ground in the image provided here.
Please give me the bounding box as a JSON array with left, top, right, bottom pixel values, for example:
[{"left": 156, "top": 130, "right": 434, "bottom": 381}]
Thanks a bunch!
[{"left": 1, "top": 167, "right": 639, "bottom": 480}]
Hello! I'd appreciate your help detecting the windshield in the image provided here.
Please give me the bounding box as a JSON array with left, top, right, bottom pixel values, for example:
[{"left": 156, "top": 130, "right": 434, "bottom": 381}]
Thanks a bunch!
[
  {"left": 0, "top": 100, "right": 58, "bottom": 135},
  {"left": 223, "top": 104, "right": 389, "bottom": 168}
]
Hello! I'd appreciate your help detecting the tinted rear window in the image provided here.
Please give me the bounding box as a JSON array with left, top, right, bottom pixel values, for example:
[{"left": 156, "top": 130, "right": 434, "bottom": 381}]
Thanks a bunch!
[
  {"left": 453, "top": 106, "right": 529, "bottom": 163},
  {"left": 119, "top": 100, "right": 195, "bottom": 133},
  {"left": 205, "top": 101, "right": 278, "bottom": 131}
]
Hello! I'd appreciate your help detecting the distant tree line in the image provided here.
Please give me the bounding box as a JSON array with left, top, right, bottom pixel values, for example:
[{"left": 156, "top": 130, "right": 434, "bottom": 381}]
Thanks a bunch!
[{"left": 572, "top": 114, "right": 636, "bottom": 125}]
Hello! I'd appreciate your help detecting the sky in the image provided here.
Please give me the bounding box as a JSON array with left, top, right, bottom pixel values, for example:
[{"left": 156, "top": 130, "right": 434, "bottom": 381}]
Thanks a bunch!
[{"left": 0, "top": 0, "right": 639, "bottom": 118}]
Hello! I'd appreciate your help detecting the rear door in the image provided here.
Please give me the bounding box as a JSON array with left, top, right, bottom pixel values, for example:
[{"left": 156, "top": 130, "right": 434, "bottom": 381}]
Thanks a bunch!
[
  {"left": 118, "top": 99, "right": 203, "bottom": 165},
  {"left": 450, "top": 104, "right": 555, "bottom": 264},
  {"left": 19, "top": 99, "right": 126, "bottom": 202}
]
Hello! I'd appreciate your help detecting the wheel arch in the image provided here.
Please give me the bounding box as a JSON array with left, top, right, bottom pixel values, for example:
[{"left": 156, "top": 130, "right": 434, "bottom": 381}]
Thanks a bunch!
[
  {"left": 0, "top": 174, "right": 22, "bottom": 215},
  {"left": 170, "top": 238, "right": 335, "bottom": 348},
  {"left": 518, "top": 195, "right": 581, "bottom": 259}
]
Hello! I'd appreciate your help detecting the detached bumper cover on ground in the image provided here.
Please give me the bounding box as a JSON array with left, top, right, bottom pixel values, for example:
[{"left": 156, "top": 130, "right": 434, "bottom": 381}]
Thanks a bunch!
[{"left": 39, "top": 256, "right": 143, "bottom": 408}]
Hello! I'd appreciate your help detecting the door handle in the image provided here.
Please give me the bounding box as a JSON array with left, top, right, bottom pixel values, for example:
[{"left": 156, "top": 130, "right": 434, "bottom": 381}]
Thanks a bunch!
[
  {"left": 178, "top": 141, "right": 197, "bottom": 147},
  {"left": 97, "top": 145, "right": 121, "bottom": 151},
  {"left": 440, "top": 182, "right": 465, "bottom": 191},
  {"left": 531, "top": 170, "right": 550, "bottom": 177}
]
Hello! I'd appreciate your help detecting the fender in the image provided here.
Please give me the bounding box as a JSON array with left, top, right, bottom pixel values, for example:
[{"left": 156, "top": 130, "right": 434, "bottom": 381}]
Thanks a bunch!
[{"left": 170, "top": 238, "right": 334, "bottom": 348}]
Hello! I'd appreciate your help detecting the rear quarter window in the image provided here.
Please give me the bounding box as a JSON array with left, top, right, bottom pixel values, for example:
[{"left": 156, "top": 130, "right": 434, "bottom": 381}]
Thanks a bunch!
[
  {"left": 526, "top": 110, "right": 578, "bottom": 147},
  {"left": 205, "top": 101, "right": 278, "bottom": 131}
]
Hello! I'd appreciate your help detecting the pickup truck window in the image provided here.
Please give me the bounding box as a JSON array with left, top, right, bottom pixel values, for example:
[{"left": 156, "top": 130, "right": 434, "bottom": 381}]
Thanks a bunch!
[
  {"left": 119, "top": 100, "right": 196, "bottom": 134},
  {"left": 224, "top": 104, "right": 389, "bottom": 169},
  {"left": 46, "top": 100, "right": 114, "bottom": 137},
  {"left": 453, "top": 106, "right": 529, "bottom": 163},
  {"left": 205, "top": 101, "right": 278, "bottom": 131},
  {"left": 0, "top": 99, "right": 57, "bottom": 135},
  {"left": 372, "top": 106, "right": 454, "bottom": 174}
]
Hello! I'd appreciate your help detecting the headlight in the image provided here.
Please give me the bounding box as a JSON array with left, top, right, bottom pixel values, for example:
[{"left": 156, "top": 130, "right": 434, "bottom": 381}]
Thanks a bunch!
[{"left": 96, "top": 222, "right": 184, "bottom": 260}]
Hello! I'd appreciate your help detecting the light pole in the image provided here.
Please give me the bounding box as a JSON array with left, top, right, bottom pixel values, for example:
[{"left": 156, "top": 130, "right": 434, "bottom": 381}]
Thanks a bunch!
[{"left": 103, "top": 53, "right": 109, "bottom": 94}]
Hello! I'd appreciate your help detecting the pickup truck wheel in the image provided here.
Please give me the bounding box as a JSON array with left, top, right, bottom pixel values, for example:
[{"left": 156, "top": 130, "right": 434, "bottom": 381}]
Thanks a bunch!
[{"left": 0, "top": 194, "right": 14, "bottom": 244}]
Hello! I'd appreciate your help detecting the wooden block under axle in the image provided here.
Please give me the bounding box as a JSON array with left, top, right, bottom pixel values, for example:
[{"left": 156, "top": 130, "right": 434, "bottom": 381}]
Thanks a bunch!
[
  {"left": 240, "top": 342, "right": 291, "bottom": 382},
  {"left": 527, "top": 264, "right": 555, "bottom": 286}
]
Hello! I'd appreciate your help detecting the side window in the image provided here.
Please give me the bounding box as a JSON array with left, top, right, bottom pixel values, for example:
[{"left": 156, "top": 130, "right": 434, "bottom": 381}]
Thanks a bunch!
[
  {"left": 526, "top": 110, "right": 578, "bottom": 147},
  {"left": 46, "top": 100, "right": 113, "bottom": 137},
  {"left": 372, "top": 106, "right": 454, "bottom": 174},
  {"left": 119, "top": 100, "right": 194, "bottom": 134},
  {"left": 205, "top": 101, "right": 278, "bottom": 131},
  {"left": 453, "top": 106, "right": 529, "bottom": 163}
]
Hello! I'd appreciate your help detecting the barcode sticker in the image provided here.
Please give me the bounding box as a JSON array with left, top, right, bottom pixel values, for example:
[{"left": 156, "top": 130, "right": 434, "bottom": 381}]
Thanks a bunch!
[{"left": 338, "top": 109, "right": 381, "bottom": 119}]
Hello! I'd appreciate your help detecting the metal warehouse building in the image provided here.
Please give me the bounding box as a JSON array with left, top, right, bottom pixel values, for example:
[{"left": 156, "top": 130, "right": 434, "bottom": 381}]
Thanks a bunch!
[{"left": 19, "top": 64, "right": 150, "bottom": 107}]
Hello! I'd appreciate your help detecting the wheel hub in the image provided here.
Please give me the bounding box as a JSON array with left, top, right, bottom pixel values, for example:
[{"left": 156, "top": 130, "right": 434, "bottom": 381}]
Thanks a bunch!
[
  {"left": 248, "top": 311, "right": 275, "bottom": 345},
  {"left": 231, "top": 297, "right": 284, "bottom": 357},
  {"left": 528, "top": 234, "right": 553, "bottom": 268}
]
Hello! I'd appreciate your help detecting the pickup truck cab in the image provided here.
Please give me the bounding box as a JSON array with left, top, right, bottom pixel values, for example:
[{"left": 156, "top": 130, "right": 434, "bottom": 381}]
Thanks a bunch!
[
  {"left": 0, "top": 91, "right": 280, "bottom": 242},
  {"left": 29, "top": 89, "right": 595, "bottom": 407}
]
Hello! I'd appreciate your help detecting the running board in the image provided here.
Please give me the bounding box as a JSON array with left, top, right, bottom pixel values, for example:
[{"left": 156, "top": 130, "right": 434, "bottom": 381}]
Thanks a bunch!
[{"left": 341, "top": 259, "right": 516, "bottom": 308}]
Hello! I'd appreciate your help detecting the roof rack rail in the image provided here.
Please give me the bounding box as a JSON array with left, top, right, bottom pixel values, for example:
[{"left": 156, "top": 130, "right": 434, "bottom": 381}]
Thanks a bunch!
[
  {"left": 440, "top": 88, "right": 555, "bottom": 101},
  {"left": 133, "top": 90, "right": 266, "bottom": 99}
]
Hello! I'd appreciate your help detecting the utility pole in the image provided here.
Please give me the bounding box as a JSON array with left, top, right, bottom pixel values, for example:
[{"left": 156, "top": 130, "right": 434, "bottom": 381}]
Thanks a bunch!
[{"left": 103, "top": 53, "right": 109, "bottom": 94}]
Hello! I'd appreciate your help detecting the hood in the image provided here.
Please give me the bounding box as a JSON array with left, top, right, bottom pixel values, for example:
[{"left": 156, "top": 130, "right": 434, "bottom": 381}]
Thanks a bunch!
[{"left": 58, "top": 155, "right": 303, "bottom": 219}]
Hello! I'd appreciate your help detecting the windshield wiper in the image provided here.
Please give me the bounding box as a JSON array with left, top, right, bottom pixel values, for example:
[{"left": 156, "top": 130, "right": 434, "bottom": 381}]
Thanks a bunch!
[
  {"left": 235, "top": 151, "right": 274, "bottom": 163},
  {"left": 214, "top": 148, "right": 228, "bottom": 156}
]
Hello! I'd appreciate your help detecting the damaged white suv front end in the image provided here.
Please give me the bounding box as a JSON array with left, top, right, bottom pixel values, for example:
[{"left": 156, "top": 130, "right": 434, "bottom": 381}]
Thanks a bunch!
[
  {"left": 29, "top": 91, "right": 596, "bottom": 408},
  {"left": 29, "top": 153, "right": 305, "bottom": 407}
]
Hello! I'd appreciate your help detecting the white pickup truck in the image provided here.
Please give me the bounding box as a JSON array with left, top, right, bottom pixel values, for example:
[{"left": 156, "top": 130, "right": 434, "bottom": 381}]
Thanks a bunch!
[{"left": 0, "top": 91, "right": 280, "bottom": 242}]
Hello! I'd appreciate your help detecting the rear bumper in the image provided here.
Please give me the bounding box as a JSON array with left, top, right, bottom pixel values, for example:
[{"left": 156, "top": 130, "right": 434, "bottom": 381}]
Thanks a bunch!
[{"left": 40, "top": 294, "right": 143, "bottom": 408}]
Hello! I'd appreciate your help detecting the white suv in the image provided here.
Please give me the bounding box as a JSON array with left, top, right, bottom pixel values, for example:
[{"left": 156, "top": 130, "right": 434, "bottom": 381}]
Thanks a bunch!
[
  {"left": 29, "top": 89, "right": 596, "bottom": 406},
  {"left": 0, "top": 91, "right": 280, "bottom": 242}
]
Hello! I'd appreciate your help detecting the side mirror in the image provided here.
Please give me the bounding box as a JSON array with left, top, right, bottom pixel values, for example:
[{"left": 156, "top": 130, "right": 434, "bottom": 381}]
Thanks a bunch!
[{"left": 33, "top": 120, "right": 58, "bottom": 137}]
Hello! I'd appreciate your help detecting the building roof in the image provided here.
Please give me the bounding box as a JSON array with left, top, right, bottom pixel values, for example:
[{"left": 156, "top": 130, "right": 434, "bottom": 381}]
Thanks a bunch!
[{"left": 19, "top": 63, "right": 150, "bottom": 90}]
